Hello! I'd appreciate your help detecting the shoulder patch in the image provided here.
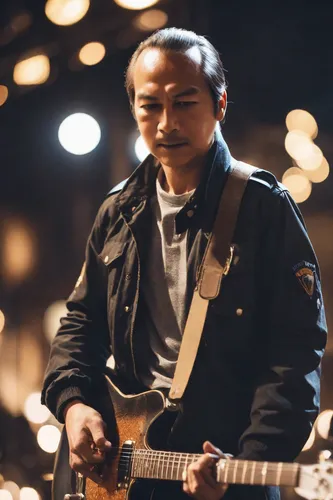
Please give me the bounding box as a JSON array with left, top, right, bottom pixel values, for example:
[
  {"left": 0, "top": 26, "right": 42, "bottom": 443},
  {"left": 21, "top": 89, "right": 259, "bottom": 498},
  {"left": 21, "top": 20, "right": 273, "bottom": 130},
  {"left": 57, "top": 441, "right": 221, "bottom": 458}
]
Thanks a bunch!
[
  {"left": 293, "top": 261, "right": 316, "bottom": 297},
  {"left": 107, "top": 178, "right": 128, "bottom": 197}
]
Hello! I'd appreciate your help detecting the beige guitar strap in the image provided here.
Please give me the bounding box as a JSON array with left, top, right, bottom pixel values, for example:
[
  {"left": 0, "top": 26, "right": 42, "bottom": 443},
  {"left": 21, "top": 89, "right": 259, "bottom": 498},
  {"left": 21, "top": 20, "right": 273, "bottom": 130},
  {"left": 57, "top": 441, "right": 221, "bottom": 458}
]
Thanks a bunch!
[{"left": 168, "top": 160, "right": 258, "bottom": 402}]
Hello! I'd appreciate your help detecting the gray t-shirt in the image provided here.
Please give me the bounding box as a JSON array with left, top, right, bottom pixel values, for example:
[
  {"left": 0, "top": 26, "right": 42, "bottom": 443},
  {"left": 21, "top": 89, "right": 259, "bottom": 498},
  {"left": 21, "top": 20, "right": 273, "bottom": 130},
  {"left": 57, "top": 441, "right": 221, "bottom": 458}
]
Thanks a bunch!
[{"left": 138, "top": 174, "right": 194, "bottom": 389}]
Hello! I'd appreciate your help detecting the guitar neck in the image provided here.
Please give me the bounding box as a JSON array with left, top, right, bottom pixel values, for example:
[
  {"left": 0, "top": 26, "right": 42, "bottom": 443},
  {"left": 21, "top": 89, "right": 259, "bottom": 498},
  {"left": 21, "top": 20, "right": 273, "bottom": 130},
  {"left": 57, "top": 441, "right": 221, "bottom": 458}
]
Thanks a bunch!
[{"left": 131, "top": 450, "right": 300, "bottom": 487}]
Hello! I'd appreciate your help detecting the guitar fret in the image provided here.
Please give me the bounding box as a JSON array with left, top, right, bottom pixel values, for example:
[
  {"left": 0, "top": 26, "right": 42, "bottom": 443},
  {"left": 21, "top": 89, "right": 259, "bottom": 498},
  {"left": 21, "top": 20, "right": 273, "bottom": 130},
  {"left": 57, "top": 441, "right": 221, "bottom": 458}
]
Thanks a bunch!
[
  {"left": 224, "top": 459, "right": 230, "bottom": 483},
  {"left": 241, "top": 460, "right": 248, "bottom": 484},
  {"left": 261, "top": 462, "right": 268, "bottom": 485},
  {"left": 233, "top": 460, "right": 238, "bottom": 483},
  {"left": 171, "top": 452, "right": 177, "bottom": 481},
  {"left": 250, "top": 461, "right": 256, "bottom": 484}
]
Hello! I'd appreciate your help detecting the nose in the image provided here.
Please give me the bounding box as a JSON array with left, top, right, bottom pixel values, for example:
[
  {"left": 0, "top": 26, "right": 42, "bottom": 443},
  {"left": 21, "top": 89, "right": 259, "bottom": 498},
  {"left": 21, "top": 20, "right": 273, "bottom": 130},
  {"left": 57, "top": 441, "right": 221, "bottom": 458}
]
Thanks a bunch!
[{"left": 157, "top": 105, "right": 179, "bottom": 134}]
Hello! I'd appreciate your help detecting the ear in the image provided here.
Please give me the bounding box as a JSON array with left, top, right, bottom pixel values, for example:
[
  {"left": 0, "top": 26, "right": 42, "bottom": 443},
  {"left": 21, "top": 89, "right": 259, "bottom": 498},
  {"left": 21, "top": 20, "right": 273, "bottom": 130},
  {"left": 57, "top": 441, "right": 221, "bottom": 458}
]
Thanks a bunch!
[{"left": 216, "top": 90, "right": 227, "bottom": 121}]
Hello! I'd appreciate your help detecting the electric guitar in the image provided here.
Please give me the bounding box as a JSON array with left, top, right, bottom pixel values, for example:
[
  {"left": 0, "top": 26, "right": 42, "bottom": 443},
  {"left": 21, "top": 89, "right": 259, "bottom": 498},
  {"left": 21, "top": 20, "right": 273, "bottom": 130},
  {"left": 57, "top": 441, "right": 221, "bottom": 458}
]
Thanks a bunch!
[{"left": 55, "top": 374, "right": 333, "bottom": 500}]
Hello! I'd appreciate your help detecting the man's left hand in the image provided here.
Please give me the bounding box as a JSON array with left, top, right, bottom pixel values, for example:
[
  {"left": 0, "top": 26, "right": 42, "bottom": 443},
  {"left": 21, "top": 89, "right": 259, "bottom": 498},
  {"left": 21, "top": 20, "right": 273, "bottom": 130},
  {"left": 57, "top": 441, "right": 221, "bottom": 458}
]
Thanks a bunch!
[{"left": 182, "top": 441, "right": 228, "bottom": 500}]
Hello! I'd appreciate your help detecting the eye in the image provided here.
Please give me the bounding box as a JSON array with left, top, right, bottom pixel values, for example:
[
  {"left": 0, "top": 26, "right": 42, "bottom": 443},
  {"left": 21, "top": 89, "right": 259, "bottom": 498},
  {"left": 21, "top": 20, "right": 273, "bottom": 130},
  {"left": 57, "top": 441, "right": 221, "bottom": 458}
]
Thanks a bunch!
[
  {"left": 141, "top": 103, "right": 160, "bottom": 111},
  {"left": 175, "top": 101, "right": 197, "bottom": 108}
]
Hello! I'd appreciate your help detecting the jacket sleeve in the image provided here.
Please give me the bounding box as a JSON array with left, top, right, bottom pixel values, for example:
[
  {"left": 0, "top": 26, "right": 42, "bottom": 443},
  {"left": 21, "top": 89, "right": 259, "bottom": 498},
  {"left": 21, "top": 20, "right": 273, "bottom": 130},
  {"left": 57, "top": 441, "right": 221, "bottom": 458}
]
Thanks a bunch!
[
  {"left": 237, "top": 186, "right": 327, "bottom": 462},
  {"left": 41, "top": 202, "right": 112, "bottom": 423}
]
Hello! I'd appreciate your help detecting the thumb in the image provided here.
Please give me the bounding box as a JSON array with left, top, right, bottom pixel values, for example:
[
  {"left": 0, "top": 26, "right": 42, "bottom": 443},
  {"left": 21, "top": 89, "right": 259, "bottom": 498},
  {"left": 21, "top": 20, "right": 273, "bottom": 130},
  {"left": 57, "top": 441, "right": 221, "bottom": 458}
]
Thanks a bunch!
[
  {"left": 203, "top": 440, "right": 224, "bottom": 457},
  {"left": 87, "top": 420, "right": 112, "bottom": 451}
]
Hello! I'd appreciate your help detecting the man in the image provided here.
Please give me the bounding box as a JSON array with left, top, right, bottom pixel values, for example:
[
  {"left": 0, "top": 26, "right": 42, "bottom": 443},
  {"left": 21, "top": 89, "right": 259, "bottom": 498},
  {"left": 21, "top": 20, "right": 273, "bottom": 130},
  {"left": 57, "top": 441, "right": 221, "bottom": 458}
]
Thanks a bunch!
[{"left": 42, "top": 28, "right": 327, "bottom": 500}]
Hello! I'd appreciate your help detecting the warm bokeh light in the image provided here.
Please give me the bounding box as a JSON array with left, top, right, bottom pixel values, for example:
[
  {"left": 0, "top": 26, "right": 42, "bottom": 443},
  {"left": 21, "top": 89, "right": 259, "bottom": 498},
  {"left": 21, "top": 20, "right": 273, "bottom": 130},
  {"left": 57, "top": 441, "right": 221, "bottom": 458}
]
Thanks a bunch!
[
  {"left": 43, "top": 300, "right": 67, "bottom": 343},
  {"left": 304, "top": 157, "right": 330, "bottom": 184},
  {"left": 114, "top": 0, "right": 159, "bottom": 10},
  {"left": 282, "top": 167, "right": 312, "bottom": 203},
  {"left": 0, "top": 310, "right": 5, "bottom": 334},
  {"left": 301, "top": 428, "right": 316, "bottom": 451},
  {"left": 58, "top": 113, "right": 101, "bottom": 155},
  {"left": 284, "top": 130, "right": 314, "bottom": 162},
  {"left": 13, "top": 55, "right": 50, "bottom": 86},
  {"left": 24, "top": 392, "right": 51, "bottom": 424},
  {"left": 316, "top": 409, "right": 333, "bottom": 439},
  {"left": 134, "top": 9, "right": 168, "bottom": 31},
  {"left": 19, "top": 488, "right": 39, "bottom": 500},
  {"left": 45, "top": 0, "right": 90, "bottom": 26},
  {"left": 135, "top": 135, "right": 150, "bottom": 162},
  {"left": 37, "top": 425, "right": 61, "bottom": 453},
  {"left": 296, "top": 144, "right": 323, "bottom": 171},
  {"left": 79, "top": 42, "right": 106, "bottom": 66},
  {"left": 0, "top": 86, "right": 9, "bottom": 106},
  {"left": 4, "top": 482, "right": 20, "bottom": 500},
  {"left": 11, "top": 12, "right": 33, "bottom": 35},
  {"left": 286, "top": 109, "right": 318, "bottom": 139},
  {"left": 0, "top": 491, "right": 13, "bottom": 500},
  {"left": 2, "top": 219, "right": 36, "bottom": 284}
]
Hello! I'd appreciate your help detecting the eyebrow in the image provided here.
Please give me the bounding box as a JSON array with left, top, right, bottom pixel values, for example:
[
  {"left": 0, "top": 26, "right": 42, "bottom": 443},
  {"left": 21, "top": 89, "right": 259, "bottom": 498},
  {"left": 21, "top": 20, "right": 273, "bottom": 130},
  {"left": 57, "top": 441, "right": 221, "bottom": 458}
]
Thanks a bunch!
[{"left": 137, "top": 86, "right": 200, "bottom": 101}]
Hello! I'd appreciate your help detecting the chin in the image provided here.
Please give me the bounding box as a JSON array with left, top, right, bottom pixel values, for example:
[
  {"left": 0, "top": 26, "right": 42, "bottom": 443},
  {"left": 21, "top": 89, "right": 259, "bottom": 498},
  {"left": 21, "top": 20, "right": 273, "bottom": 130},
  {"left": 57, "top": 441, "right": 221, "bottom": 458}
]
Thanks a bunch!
[{"left": 155, "top": 152, "right": 195, "bottom": 169}]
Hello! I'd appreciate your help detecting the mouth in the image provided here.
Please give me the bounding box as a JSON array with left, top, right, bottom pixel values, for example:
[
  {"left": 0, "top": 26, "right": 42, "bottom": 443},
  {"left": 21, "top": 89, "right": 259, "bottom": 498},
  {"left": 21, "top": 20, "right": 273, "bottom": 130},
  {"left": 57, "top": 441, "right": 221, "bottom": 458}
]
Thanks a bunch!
[{"left": 157, "top": 142, "right": 188, "bottom": 149}]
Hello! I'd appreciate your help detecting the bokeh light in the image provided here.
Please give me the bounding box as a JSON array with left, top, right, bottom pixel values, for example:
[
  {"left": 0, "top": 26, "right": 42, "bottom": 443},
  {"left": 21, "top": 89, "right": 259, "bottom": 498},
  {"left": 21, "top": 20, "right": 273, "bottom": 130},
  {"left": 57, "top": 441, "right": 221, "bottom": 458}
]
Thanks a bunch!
[
  {"left": 58, "top": 113, "right": 101, "bottom": 155},
  {"left": 134, "top": 9, "right": 168, "bottom": 31},
  {"left": 2, "top": 219, "right": 36, "bottom": 284},
  {"left": 45, "top": 0, "right": 90, "bottom": 26},
  {"left": 13, "top": 55, "right": 50, "bottom": 86},
  {"left": 282, "top": 167, "right": 312, "bottom": 203},
  {"left": 0, "top": 310, "right": 5, "bottom": 334},
  {"left": 284, "top": 130, "right": 314, "bottom": 162},
  {"left": 304, "top": 157, "right": 330, "bottom": 183},
  {"left": 316, "top": 409, "right": 333, "bottom": 439},
  {"left": 135, "top": 135, "right": 150, "bottom": 162},
  {"left": 0, "top": 491, "right": 13, "bottom": 500},
  {"left": 296, "top": 144, "right": 323, "bottom": 171},
  {"left": 0, "top": 86, "right": 9, "bottom": 106},
  {"left": 37, "top": 425, "right": 61, "bottom": 453},
  {"left": 114, "top": 0, "right": 159, "bottom": 10},
  {"left": 24, "top": 393, "right": 51, "bottom": 424},
  {"left": 43, "top": 300, "right": 67, "bottom": 343},
  {"left": 79, "top": 42, "right": 106, "bottom": 66},
  {"left": 286, "top": 109, "right": 318, "bottom": 139},
  {"left": 19, "top": 488, "right": 39, "bottom": 500},
  {"left": 4, "top": 482, "right": 20, "bottom": 500}
]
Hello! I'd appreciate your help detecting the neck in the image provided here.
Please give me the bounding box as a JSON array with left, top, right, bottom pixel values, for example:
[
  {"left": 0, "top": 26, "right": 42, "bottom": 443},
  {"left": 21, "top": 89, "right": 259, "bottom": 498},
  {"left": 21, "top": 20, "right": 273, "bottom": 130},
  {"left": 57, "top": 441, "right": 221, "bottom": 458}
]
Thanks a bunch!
[{"left": 160, "top": 156, "right": 206, "bottom": 195}]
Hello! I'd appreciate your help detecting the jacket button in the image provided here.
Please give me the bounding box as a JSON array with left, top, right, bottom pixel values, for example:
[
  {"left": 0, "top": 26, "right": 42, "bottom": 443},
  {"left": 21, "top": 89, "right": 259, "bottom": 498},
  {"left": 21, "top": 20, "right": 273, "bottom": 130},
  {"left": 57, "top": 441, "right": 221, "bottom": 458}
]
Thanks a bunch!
[
  {"left": 104, "top": 256, "right": 109, "bottom": 263},
  {"left": 187, "top": 209, "right": 194, "bottom": 218},
  {"left": 125, "top": 273, "right": 131, "bottom": 280},
  {"left": 124, "top": 306, "right": 130, "bottom": 312},
  {"left": 236, "top": 308, "right": 243, "bottom": 316},
  {"left": 131, "top": 206, "right": 137, "bottom": 212}
]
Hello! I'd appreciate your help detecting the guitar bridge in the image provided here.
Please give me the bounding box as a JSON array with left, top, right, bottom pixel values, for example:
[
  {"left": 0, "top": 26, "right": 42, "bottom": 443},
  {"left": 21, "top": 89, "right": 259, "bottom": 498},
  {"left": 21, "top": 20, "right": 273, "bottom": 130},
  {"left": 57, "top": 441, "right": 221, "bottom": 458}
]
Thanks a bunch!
[{"left": 117, "top": 440, "right": 135, "bottom": 489}]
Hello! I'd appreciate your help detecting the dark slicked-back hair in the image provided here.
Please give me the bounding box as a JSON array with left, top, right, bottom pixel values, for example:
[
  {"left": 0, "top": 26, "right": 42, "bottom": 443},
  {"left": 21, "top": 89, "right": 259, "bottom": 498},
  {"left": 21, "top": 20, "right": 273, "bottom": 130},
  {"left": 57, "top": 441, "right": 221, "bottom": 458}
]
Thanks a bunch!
[{"left": 125, "top": 27, "right": 227, "bottom": 116}]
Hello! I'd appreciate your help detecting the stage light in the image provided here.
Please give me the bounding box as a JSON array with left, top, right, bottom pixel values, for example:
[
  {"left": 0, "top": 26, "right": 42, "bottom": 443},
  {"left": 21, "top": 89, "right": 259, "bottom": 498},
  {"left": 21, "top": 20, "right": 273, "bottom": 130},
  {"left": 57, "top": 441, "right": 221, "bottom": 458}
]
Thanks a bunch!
[
  {"left": 24, "top": 393, "right": 50, "bottom": 424},
  {"left": 296, "top": 144, "right": 323, "bottom": 171},
  {"left": 79, "top": 42, "right": 106, "bottom": 66},
  {"left": 13, "top": 55, "right": 50, "bottom": 86},
  {"left": 45, "top": 0, "right": 90, "bottom": 26},
  {"left": 304, "top": 157, "right": 330, "bottom": 184},
  {"left": 37, "top": 425, "right": 61, "bottom": 453},
  {"left": 316, "top": 410, "right": 333, "bottom": 439},
  {"left": 114, "top": 0, "right": 159, "bottom": 10},
  {"left": 134, "top": 9, "right": 168, "bottom": 31},
  {"left": 286, "top": 109, "right": 318, "bottom": 139},
  {"left": 3, "top": 219, "right": 36, "bottom": 284},
  {"left": 0, "top": 86, "right": 8, "bottom": 106},
  {"left": 282, "top": 167, "right": 312, "bottom": 203},
  {"left": 284, "top": 130, "right": 313, "bottom": 162},
  {"left": 135, "top": 135, "right": 150, "bottom": 162},
  {"left": 43, "top": 300, "right": 67, "bottom": 343},
  {"left": 19, "top": 488, "right": 39, "bottom": 500},
  {"left": 58, "top": 113, "right": 101, "bottom": 155},
  {"left": 4, "top": 482, "right": 20, "bottom": 500},
  {"left": 0, "top": 491, "right": 13, "bottom": 500}
]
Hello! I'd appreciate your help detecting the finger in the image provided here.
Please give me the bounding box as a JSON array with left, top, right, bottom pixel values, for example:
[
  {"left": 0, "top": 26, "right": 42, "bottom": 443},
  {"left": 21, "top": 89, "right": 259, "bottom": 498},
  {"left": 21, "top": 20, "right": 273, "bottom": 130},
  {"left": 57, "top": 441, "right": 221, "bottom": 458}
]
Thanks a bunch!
[
  {"left": 86, "top": 419, "right": 112, "bottom": 452},
  {"left": 188, "top": 455, "right": 217, "bottom": 490},
  {"left": 70, "top": 453, "right": 104, "bottom": 484},
  {"left": 203, "top": 440, "right": 224, "bottom": 457},
  {"left": 72, "top": 431, "right": 106, "bottom": 464},
  {"left": 187, "top": 466, "right": 212, "bottom": 500}
]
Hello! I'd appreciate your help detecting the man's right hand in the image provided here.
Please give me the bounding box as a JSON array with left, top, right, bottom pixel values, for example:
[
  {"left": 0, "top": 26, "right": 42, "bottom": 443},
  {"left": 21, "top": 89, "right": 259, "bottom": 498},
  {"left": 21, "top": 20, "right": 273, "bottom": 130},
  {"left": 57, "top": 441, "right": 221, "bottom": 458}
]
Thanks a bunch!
[{"left": 64, "top": 400, "right": 112, "bottom": 484}]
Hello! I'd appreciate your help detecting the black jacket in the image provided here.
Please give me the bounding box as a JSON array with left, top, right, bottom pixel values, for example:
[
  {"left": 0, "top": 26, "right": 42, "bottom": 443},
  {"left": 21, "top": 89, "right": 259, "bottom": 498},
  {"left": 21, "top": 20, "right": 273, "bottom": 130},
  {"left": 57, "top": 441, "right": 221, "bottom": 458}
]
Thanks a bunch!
[{"left": 42, "top": 137, "right": 327, "bottom": 500}]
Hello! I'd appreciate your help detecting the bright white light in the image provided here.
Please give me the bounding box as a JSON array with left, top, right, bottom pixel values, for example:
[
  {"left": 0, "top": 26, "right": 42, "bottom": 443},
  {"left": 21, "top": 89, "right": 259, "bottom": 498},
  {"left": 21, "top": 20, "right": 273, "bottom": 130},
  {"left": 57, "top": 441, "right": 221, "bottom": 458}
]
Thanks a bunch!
[
  {"left": 43, "top": 300, "right": 67, "bottom": 343},
  {"left": 285, "top": 130, "right": 313, "bottom": 162},
  {"left": 316, "top": 409, "right": 333, "bottom": 439},
  {"left": 37, "top": 425, "right": 61, "bottom": 453},
  {"left": 4, "top": 482, "right": 20, "bottom": 500},
  {"left": 286, "top": 109, "right": 318, "bottom": 139},
  {"left": 114, "top": 0, "right": 159, "bottom": 10},
  {"left": 24, "top": 392, "right": 50, "bottom": 424},
  {"left": 0, "top": 491, "right": 13, "bottom": 500},
  {"left": 20, "top": 488, "right": 39, "bottom": 500},
  {"left": 58, "top": 113, "right": 101, "bottom": 155},
  {"left": 296, "top": 144, "right": 323, "bottom": 171},
  {"left": 135, "top": 136, "right": 150, "bottom": 162},
  {"left": 45, "top": 0, "right": 90, "bottom": 26},
  {"left": 13, "top": 55, "right": 50, "bottom": 86}
]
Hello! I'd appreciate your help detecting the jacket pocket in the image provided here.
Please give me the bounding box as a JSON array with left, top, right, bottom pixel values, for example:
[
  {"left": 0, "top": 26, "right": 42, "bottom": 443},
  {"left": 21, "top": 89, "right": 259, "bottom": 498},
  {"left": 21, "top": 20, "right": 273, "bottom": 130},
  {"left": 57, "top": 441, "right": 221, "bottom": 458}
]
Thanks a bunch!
[{"left": 99, "top": 240, "right": 127, "bottom": 298}]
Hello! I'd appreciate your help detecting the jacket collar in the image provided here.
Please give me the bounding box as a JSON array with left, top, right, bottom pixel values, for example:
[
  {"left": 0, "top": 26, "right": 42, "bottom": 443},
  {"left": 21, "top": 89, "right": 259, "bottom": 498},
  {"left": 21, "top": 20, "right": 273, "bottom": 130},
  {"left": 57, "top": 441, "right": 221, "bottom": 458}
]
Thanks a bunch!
[{"left": 115, "top": 132, "right": 232, "bottom": 232}]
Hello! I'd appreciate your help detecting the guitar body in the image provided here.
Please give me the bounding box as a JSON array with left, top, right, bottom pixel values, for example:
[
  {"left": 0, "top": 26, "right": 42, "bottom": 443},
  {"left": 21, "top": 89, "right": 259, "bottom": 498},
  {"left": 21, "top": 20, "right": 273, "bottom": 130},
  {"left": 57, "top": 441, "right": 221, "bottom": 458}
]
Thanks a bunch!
[{"left": 53, "top": 375, "right": 167, "bottom": 500}]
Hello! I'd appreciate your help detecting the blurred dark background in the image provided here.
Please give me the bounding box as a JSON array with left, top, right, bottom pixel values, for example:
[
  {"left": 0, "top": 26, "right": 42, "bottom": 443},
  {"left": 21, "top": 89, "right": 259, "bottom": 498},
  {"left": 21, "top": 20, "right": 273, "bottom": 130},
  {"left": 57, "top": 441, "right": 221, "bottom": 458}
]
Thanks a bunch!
[{"left": 0, "top": 1, "right": 332, "bottom": 499}]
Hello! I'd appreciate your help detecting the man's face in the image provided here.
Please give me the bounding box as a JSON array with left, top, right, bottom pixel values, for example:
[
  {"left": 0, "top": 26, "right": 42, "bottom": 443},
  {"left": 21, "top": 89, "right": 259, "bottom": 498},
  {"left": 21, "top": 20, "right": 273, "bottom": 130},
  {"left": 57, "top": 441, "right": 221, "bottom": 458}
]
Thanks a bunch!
[{"left": 133, "top": 47, "right": 226, "bottom": 169}]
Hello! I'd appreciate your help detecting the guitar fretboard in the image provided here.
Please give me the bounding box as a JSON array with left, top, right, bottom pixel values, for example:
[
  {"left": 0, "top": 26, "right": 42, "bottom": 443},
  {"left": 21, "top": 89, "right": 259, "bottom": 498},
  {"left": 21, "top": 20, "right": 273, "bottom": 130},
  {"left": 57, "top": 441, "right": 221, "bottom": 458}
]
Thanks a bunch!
[{"left": 130, "top": 450, "right": 299, "bottom": 486}]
